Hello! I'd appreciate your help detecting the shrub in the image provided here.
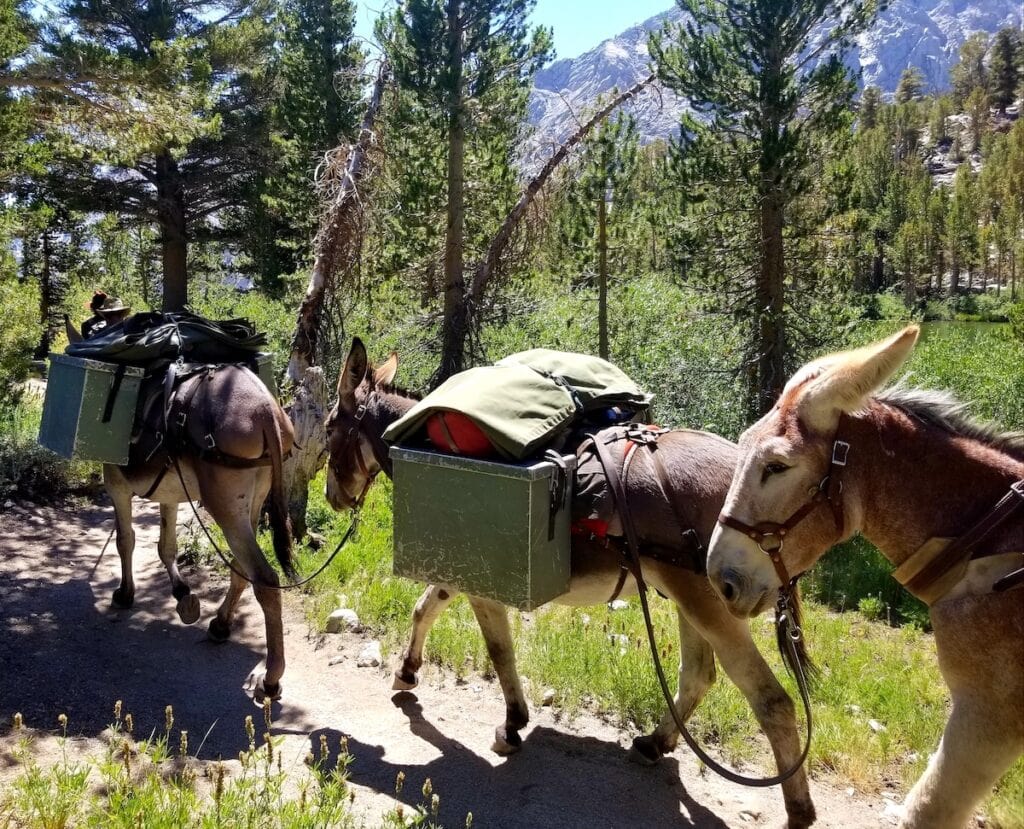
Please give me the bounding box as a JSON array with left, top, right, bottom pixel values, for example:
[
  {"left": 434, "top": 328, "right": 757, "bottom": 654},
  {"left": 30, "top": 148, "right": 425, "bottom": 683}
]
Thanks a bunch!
[{"left": 0, "top": 279, "right": 43, "bottom": 406}]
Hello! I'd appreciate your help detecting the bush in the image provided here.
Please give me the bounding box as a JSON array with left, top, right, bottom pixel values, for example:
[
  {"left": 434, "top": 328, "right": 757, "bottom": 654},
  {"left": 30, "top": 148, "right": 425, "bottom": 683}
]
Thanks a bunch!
[
  {"left": 1009, "top": 302, "right": 1024, "bottom": 342},
  {"left": 0, "top": 279, "right": 43, "bottom": 406}
]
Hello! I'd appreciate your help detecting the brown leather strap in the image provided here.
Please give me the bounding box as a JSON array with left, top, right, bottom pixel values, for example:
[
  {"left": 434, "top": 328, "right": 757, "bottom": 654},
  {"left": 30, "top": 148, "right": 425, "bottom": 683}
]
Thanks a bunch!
[{"left": 905, "top": 480, "right": 1024, "bottom": 597}]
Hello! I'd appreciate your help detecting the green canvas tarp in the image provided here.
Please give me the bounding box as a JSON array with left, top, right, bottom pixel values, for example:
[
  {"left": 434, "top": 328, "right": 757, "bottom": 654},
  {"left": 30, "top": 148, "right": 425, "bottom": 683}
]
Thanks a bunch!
[{"left": 383, "top": 348, "right": 652, "bottom": 460}]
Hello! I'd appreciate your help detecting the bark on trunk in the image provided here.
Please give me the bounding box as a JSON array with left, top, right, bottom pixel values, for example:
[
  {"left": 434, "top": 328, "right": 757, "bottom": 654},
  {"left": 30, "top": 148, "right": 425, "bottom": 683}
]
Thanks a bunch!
[
  {"left": 597, "top": 194, "right": 609, "bottom": 360},
  {"left": 755, "top": 191, "right": 786, "bottom": 416},
  {"left": 436, "top": 0, "right": 467, "bottom": 386},
  {"left": 35, "top": 229, "right": 53, "bottom": 359},
  {"left": 156, "top": 150, "right": 188, "bottom": 312},
  {"left": 283, "top": 61, "right": 390, "bottom": 538},
  {"left": 871, "top": 233, "right": 885, "bottom": 293},
  {"left": 287, "top": 61, "right": 390, "bottom": 381}
]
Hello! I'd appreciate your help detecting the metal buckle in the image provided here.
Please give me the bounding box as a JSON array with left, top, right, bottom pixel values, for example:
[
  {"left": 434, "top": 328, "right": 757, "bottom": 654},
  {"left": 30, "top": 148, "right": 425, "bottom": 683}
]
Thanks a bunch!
[
  {"left": 175, "top": 411, "right": 187, "bottom": 427},
  {"left": 831, "top": 440, "right": 850, "bottom": 467},
  {"left": 1011, "top": 480, "right": 1024, "bottom": 499},
  {"left": 204, "top": 434, "right": 216, "bottom": 450}
]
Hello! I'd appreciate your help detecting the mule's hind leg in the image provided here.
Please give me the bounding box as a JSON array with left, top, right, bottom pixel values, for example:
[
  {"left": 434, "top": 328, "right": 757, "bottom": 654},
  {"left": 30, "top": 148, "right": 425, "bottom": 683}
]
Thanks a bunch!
[
  {"left": 630, "top": 606, "right": 716, "bottom": 765},
  {"left": 900, "top": 694, "right": 1022, "bottom": 829},
  {"left": 393, "top": 584, "right": 459, "bottom": 690},
  {"left": 104, "top": 464, "right": 137, "bottom": 609},
  {"left": 154, "top": 502, "right": 200, "bottom": 624},
  {"left": 209, "top": 562, "right": 248, "bottom": 642},
  {"left": 466, "top": 595, "right": 529, "bottom": 755}
]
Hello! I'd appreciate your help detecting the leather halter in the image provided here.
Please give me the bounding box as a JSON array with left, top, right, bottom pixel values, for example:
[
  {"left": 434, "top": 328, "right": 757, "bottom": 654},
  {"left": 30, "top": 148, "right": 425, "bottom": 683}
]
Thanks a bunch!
[
  {"left": 718, "top": 416, "right": 850, "bottom": 588},
  {"left": 332, "top": 389, "right": 393, "bottom": 507}
]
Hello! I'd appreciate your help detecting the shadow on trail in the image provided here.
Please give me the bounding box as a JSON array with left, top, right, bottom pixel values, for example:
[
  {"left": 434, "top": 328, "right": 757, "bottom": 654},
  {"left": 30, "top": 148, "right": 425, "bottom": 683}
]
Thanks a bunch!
[
  {"left": 311, "top": 693, "right": 731, "bottom": 829},
  {"left": 0, "top": 501, "right": 316, "bottom": 759}
]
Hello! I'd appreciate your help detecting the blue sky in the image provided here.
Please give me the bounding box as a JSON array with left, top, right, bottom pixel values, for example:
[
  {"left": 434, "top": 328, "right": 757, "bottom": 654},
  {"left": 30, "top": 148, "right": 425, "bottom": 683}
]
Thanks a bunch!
[{"left": 354, "top": 0, "right": 672, "bottom": 62}]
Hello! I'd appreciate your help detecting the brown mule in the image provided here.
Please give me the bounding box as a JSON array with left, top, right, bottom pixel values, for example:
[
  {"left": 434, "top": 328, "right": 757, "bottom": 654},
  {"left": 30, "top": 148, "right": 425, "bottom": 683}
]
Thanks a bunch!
[
  {"left": 67, "top": 320, "right": 297, "bottom": 703},
  {"left": 324, "top": 338, "right": 818, "bottom": 828},
  {"left": 707, "top": 326, "right": 1024, "bottom": 829}
]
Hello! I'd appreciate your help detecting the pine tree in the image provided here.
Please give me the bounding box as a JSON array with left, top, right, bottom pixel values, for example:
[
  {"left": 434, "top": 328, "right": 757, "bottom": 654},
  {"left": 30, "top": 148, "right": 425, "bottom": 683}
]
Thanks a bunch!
[
  {"left": 387, "top": 0, "right": 551, "bottom": 382},
  {"left": 950, "top": 32, "right": 989, "bottom": 108},
  {"left": 859, "top": 85, "right": 883, "bottom": 129},
  {"left": 988, "top": 27, "right": 1021, "bottom": 114},
  {"left": 562, "top": 112, "right": 639, "bottom": 358},
  {"left": 247, "top": 0, "right": 362, "bottom": 294},
  {"left": 894, "top": 67, "right": 925, "bottom": 104},
  {"left": 30, "top": 1, "right": 276, "bottom": 310},
  {"left": 653, "top": 0, "right": 878, "bottom": 414}
]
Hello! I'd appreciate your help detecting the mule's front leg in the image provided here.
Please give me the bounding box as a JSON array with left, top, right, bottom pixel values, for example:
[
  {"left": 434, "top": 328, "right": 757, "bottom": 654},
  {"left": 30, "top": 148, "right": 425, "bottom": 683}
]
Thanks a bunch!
[
  {"left": 394, "top": 584, "right": 459, "bottom": 690},
  {"left": 631, "top": 605, "right": 716, "bottom": 765},
  {"left": 104, "top": 465, "right": 137, "bottom": 609},
  {"left": 209, "top": 563, "right": 248, "bottom": 642},
  {"left": 900, "top": 695, "right": 1021, "bottom": 829},
  {"left": 155, "top": 502, "right": 200, "bottom": 624},
  {"left": 466, "top": 595, "right": 529, "bottom": 755}
]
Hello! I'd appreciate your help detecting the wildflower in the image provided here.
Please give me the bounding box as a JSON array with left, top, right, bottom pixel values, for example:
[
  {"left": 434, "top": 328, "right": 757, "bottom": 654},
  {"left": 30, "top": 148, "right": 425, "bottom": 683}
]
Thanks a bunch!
[
  {"left": 395, "top": 805, "right": 404, "bottom": 821},
  {"left": 124, "top": 713, "right": 134, "bottom": 734},
  {"left": 57, "top": 713, "right": 68, "bottom": 730},
  {"left": 395, "top": 770, "right": 405, "bottom": 794},
  {"left": 214, "top": 762, "right": 225, "bottom": 803},
  {"left": 114, "top": 700, "right": 122, "bottom": 722},
  {"left": 466, "top": 812, "right": 473, "bottom": 828},
  {"left": 263, "top": 697, "right": 272, "bottom": 730},
  {"left": 319, "top": 733, "right": 329, "bottom": 762},
  {"left": 165, "top": 705, "right": 173, "bottom": 733},
  {"left": 12, "top": 713, "right": 22, "bottom": 730},
  {"left": 340, "top": 735, "right": 349, "bottom": 757},
  {"left": 264, "top": 732, "right": 273, "bottom": 765},
  {"left": 422, "top": 777, "right": 432, "bottom": 799},
  {"left": 244, "top": 715, "right": 255, "bottom": 748},
  {"left": 304, "top": 751, "right": 315, "bottom": 766},
  {"left": 431, "top": 794, "right": 440, "bottom": 815},
  {"left": 179, "top": 730, "right": 188, "bottom": 759}
]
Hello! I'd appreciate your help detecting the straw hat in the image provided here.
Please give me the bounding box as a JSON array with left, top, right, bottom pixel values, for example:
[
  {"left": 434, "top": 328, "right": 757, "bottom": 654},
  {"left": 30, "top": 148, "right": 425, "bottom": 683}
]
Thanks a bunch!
[{"left": 85, "top": 290, "right": 131, "bottom": 318}]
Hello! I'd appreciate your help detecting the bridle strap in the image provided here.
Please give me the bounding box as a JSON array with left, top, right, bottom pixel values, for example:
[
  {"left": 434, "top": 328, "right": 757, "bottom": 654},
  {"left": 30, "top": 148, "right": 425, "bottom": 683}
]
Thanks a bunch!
[{"left": 717, "top": 415, "right": 850, "bottom": 586}]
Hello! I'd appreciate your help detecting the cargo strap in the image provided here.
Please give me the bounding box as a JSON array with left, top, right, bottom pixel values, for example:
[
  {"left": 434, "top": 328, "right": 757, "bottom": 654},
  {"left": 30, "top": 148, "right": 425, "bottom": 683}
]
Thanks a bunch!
[
  {"left": 590, "top": 431, "right": 813, "bottom": 788},
  {"left": 101, "top": 364, "right": 128, "bottom": 424}
]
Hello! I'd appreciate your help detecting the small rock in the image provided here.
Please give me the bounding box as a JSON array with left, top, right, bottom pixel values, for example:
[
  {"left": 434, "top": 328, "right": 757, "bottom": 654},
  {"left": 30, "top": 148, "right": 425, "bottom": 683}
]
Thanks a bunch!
[
  {"left": 608, "top": 599, "right": 629, "bottom": 611},
  {"left": 845, "top": 704, "right": 862, "bottom": 715},
  {"left": 541, "top": 688, "right": 556, "bottom": 707},
  {"left": 845, "top": 787, "right": 855, "bottom": 797},
  {"left": 869, "top": 718, "right": 886, "bottom": 733},
  {"left": 325, "top": 608, "right": 362, "bottom": 634},
  {"left": 882, "top": 801, "right": 904, "bottom": 824},
  {"left": 975, "top": 814, "right": 987, "bottom": 827},
  {"left": 328, "top": 656, "right": 345, "bottom": 666},
  {"left": 580, "top": 613, "right": 591, "bottom": 626},
  {"left": 738, "top": 809, "right": 761, "bottom": 822},
  {"left": 355, "top": 640, "right": 382, "bottom": 668},
  {"left": 3, "top": 500, "right": 12, "bottom": 509}
]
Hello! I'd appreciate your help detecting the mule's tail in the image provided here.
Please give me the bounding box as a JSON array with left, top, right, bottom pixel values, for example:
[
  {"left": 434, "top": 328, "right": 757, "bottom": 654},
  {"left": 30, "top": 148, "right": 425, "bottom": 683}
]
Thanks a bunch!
[
  {"left": 264, "top": 412, "right": 298, "bottom": 582},
  {"left": 776, "top": 582, "right": 818, "bottom": 682}
]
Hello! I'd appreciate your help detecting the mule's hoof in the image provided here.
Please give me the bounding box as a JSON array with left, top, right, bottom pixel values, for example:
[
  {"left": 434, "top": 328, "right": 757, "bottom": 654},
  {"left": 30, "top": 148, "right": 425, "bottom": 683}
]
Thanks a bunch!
[
  {"left": 491, "top": 726, "right": 522, "bottom": 756},
  {"left": 111, "top": 588, "right": 135, "bottom": 609},
  {"left": 392, "top": 669, "right": 419, "bottom": 691},
  {"left": 176, "top": 594, "right": 200, "bottom": 625},
  {"left": 785, "top": 801, "right": 817, "bottom": 829},
  {"left": 629, "top": 735, "right": 663, "bottom": 766},
  {"left": 208, "top": 617, "right": 231, "bottom": 643},
  {"left": 254, "top": 679, "right": 282, "bottom": 706}
]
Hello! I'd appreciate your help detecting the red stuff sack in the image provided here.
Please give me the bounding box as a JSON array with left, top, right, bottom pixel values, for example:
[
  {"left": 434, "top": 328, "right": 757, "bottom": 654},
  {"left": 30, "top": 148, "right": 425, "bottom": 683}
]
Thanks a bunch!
[{"left": 426, "top": 411, "right": 496, "bottom": 458}]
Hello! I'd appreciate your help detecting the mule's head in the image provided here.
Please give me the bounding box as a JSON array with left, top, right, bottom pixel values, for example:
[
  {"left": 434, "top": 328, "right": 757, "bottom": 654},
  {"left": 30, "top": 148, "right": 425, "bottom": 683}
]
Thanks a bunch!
[
  {"left": 707, "top": 326, "right": 920, "bottom": 617},
  {"left": 324, "top": 338, "right": 398, "bottom": 511}
]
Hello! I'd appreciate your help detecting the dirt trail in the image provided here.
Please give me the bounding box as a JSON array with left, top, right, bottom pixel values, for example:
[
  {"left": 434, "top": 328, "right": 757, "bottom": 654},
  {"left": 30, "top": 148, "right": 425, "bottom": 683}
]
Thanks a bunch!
[{"left": 0, "top": 499, "right": 893, "bottom": 828}]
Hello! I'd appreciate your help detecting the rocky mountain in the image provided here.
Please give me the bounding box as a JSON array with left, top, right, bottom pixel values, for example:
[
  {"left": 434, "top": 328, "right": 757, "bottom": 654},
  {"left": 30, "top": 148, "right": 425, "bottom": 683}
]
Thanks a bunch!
[{"left": 528, "top": 1, "right": 1022, "bottom": 149}]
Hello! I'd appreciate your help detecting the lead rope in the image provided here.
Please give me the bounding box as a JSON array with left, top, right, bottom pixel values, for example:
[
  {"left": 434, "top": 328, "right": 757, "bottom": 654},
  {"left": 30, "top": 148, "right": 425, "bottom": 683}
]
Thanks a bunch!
[{"left": 591, "top": 435, "right": 813, "bottom": 788}]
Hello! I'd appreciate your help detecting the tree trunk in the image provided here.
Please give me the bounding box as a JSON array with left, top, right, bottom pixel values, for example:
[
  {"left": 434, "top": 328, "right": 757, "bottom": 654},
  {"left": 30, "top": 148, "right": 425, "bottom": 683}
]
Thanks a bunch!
[
  {"left": 871, "top": 232, "right": 884, "bottom": 292},
  {"left": 950, "top": 253, "right": 960, "bottom": 297},
  {"left": 283, "top": 61, "right": 390, "bottom": 538},
  {"left": 436, "top": 0, "right": 467, "bottom": 386},
  {"left": 597, "top": 194, "right": 609, "bottom": 359},
  {"left": 156, "top": 150, "right": 188, "bottom": 312},
  {"left": 754, "top": 190, "right": 787, "bottom": 416},
  {"left": 35, "top": 229, "right": 53, "bottom": 359},
  {"left": 287, "top": 60, "right": 390, "bottom": 381}
]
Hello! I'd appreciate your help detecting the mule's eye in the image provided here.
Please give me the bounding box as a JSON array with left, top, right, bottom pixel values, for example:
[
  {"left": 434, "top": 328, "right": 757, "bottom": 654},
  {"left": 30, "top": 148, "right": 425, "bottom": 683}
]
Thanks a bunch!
[{"left": 762, "top": 462, "right": 789, "bottom": 482}]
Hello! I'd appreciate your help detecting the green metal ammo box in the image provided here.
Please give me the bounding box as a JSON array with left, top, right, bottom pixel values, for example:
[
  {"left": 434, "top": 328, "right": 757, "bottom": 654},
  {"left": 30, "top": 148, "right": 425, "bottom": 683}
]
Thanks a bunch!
[
  {"left": 38, "top": 354, "right": 145, "bottom": 465},
  {"left": 390, "top": 447, "right": 575, "bottom": 610},
  {"left": 38, "top": 352, "right": 277, "bottom": 465}
]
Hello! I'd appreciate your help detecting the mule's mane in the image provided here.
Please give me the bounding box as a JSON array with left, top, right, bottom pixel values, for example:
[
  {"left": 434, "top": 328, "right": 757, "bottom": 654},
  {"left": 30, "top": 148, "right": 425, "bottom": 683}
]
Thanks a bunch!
[
  {"left": 876, "top": 385, "right": 1024, "bottom": 457},
  {"left": 373, "top": 381, "right": 422, "bottom": 402}
]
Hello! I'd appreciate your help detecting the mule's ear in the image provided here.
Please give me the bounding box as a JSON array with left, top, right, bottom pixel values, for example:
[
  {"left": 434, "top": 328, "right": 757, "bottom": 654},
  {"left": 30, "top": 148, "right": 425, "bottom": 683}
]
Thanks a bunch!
[
  {"left": 337, "top": 337, "right": 368, "bottom": 411},
  {"left": 794, "top": 326, "right": 919, "bottom": 432},
  {"left": 373, "top": 352, "right": 398, "bottom": 386},
  {"left": 64, "top": 314, "right": 82, "bottom": 344}
]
